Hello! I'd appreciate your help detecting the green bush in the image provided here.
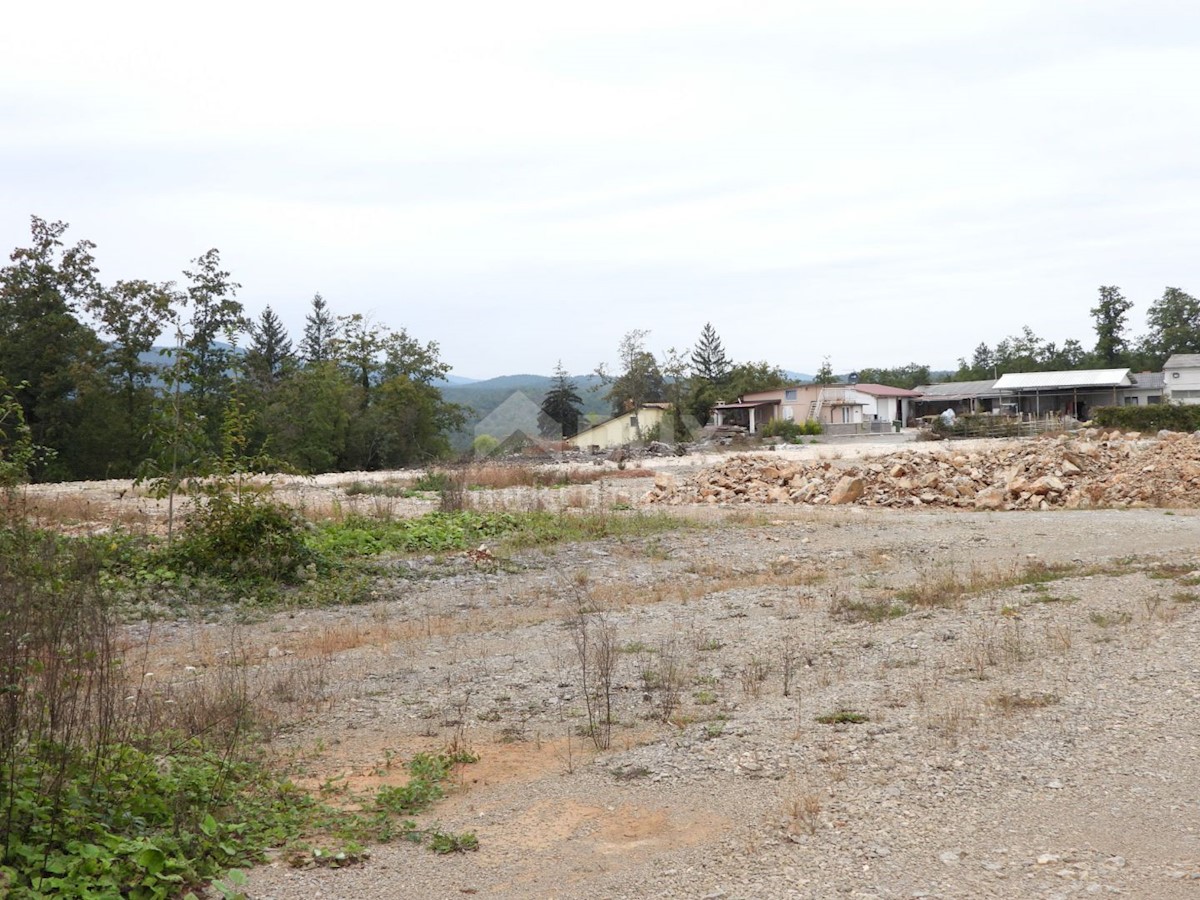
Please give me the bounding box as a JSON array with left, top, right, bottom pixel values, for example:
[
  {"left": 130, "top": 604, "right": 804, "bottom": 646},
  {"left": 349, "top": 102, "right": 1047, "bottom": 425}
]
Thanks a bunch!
[
  {"left": 472, "top": 434, "right": 499, "bottom": 457},
  {"left": 761, "top": 418, "right": 823, "bottom": 442},
  {"left": 168, "top": 493, "right": 321, "bottom": 583},
  {"left": 1091, "top": 404, "right": 1200, "bottom": 432}
]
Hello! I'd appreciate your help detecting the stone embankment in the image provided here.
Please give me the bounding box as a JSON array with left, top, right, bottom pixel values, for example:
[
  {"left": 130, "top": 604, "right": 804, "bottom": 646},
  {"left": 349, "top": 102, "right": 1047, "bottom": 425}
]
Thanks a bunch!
[{"left": 645, "top": 429, "right": 1200, "bottom": 510}]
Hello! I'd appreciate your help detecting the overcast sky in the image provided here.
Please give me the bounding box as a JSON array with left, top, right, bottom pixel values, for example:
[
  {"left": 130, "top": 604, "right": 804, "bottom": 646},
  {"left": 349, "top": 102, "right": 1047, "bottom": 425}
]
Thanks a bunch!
[{"left": 3, "top": 1, "right": 1199, "bottom": 379}]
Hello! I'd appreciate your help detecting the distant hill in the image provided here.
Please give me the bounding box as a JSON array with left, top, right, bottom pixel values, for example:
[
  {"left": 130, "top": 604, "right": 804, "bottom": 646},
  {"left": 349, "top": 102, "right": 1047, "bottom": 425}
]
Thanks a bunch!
[
  {"left": 433, "top": 374, "right": 480, "bottom": 386},
  {"left": 439, "top": 374, "right": 612, "bottom": 451},
  {"left": 781, "top": 370, "right": 814, "bottom": 383}
]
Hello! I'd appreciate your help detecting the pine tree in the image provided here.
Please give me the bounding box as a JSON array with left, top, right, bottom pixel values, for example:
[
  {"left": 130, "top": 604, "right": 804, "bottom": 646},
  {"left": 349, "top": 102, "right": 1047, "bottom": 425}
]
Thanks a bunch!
[
  {"left": 539, "top": 362, "right": 584, "bottom": 438},
  {"left": 245, "top": 306, "right": 295, "bottom": 382},
  {"left": 300, "top": 293, "right": 338, "bottom": 364},
  {"left": 690, "top": 323, "right": 730, "bottom": 383}
]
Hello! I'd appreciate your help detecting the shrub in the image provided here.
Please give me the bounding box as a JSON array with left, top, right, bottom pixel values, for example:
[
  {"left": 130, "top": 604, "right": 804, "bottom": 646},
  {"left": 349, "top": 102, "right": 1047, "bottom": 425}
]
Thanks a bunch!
[
  {"left": 761, "top": 419, "right": 803, "bottom": 442},
  {"left": 168, "top": 492, "right": 321, "bottom": 583},
  {"left": 472, "top": 434, "right": 500, "bottom": 457},
  {"left": 1091, "top": 404, "right": 1200, "bottom": 432},
  {"left": 762, "top": 419, "right": 823, "bottom": 441}
]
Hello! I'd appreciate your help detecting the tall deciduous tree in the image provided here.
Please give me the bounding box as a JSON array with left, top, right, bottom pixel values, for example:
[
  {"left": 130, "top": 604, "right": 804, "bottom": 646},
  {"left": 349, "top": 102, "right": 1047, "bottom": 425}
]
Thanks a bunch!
[
  {"left": 814, "top": 357, "right": 836, "bottom": 384},
  {"left": 1142, "top": 287, "right": 1200, "bottom": 364},
  {"left": 539, "top": 361, "right": 583, "bottom": 438},
  {"left": 601, "top": 330, "right": 665, "bottom": 416},
  {"left": 0, "top": 216, "right": 103, "bottom": 474},
  {"left": 179, "top": 249, "right": 248, "bottom": 447},
  {"left": 1091, "top": 285, "right": 1133, "bottom": 366},
  {"left": 86, "top": 278, "right": 178, "bottom": 472}
]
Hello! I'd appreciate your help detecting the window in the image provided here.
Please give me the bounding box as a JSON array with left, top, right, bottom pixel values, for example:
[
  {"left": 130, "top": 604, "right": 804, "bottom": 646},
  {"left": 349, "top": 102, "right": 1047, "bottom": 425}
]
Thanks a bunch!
[
  {"left": 1149, "top": 396, "right": 1162, "bottom": 404},
  {"left": 1124, "top": 396, "right": 1139, "bottom": 406},
  {"left": 784, "top": 389, "right": 797, "bottom": 401}
]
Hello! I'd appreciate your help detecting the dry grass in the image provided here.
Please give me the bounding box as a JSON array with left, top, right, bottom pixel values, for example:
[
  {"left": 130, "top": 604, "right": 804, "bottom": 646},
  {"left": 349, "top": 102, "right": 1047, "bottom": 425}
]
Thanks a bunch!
[{"left": 895, "top": 559, "right": 1081, "bottom": 609}]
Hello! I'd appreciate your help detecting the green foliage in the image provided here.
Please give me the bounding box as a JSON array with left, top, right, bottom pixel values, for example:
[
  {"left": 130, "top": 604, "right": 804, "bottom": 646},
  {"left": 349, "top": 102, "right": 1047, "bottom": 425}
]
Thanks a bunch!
[
  {"left": 168, "top": 492, "right": 320, "bottom": 583},
  {"left": 954, "top": 325, "right": 1087, "bottom": 381},
  {"left": 1091, "top": 404, "right": 1200, "bottom": 432},
  {"left": 723, "top": 361, "right": 788, "bottom": 399},
  {"left": 0, "top": 216, "right": 104, "bottom": 479},
  {"left": 815, "top": 708, "right": 869, "bottom": 725},
  {"left": 539, "top": 361, "right": 583, "bottom": 438},
  {"left": 310, "top": 510, "right": 691, "bottom": 559},
  {"left": 690, "top": 322, "right": 730, "bottom": 383},
  {"left": 601, "top": 330, "right": 666, "bottom": 416},
  {"left": 854, "top": 363, "right": 932, "bottom": 390},
  {"left": 472, "top": 433, "right": 500, "bottom": 457},
  {"left": 1141, "top": 286, "right": 1200, "bottom": 365},
  {"left": 814, "top": 357, "right": 836, "bottom": 384},
  {"left": 1091, "top": 285, "right": 1133, "bottom": 366},
  {"left": 0, "top": 378, "right": 38, "bottom": 493},
  {"left": 761, "top": 418, "right": 822, "bottom": 441}
]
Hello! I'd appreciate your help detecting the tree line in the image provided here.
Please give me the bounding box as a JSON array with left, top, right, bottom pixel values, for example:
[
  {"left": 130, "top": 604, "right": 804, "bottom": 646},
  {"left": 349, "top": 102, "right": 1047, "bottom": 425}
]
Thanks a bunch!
[
  {"left": 952, "top": 285, "right": 1197, "bottom": 382},
  {"left": 0, "top": 217, "right": 463, "bottom": 482}
]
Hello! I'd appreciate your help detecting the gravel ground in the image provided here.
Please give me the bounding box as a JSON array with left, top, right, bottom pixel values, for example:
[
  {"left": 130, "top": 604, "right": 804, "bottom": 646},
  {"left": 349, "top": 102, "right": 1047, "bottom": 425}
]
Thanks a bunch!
[
  {"left": 38, "top": 436, "right": 1196, "bottom": 899},
  {"left": 213, "top": 501, "right": 1200, "bottom": 900}
]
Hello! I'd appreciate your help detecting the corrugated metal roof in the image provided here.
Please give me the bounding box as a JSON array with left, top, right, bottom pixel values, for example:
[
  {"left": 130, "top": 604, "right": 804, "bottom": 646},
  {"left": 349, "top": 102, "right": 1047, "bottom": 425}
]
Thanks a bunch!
[
  {"left": 993, "top": 369, "right": 1131, "bottom": 390},
  {"left": 1164, "top": 354, "right": 1200, "bottom": 368},
  {"left": 1130, "top": 371, "right": 1165, "bottom": 389},
  {"left": 914, "top": 380, "right": 1001, "bottom": 398}
]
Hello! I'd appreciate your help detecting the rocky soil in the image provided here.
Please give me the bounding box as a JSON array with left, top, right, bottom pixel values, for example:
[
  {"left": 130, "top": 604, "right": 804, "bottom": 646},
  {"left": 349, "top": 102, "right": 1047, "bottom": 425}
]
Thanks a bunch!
[
  {"left": 646, "top": 430, "right": 1200, "bottom": 511},
  {"left": 56, "top": 433, "right": 1200, "bottom": 898}
]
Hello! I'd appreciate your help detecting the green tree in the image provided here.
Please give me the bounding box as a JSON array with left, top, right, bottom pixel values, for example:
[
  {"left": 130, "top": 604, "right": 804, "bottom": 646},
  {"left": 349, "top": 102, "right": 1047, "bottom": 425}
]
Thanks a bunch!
[
  {"left": 690, "top": 323, "right": 730, "bottom": 383},
  {"left": 0, "top": 216, "right": 103, "bottom": 477},
  {"left": 333, "top": 313, "right": 387, "bottom": 402},
  {"left": 1142, "top": 286, "right": 1200, "bottom": 364},
  {"left": 955, "top": 342, "right": 996, "bottom": 381},
  {"left": 85, "top": 278, "right": 178, "bottom": 473},
  {"left": 855, "top": 363, "right": 932, "bottom": 390},
  {"left": 300, "top": 292, "right": 338, "bottom": 364},
  {"left": 264, "top": 362, "right": 355, "bottom": 473},
  {"left": 724, "top": 361, "right": 787, "bottom": 398},
  {"left": 179, "top": 249, "right": 248, "bottom": 448},
  {"left": 814, "top": 357, "right": 836, "bottom": 384},
  {"left": 539, "top": 361, "right": 583, "bottom": 438},
  {"left": 244, "top": 306, "right": 295, "bottom": 384},
  {"left": 601, "top": 330, "right": 665, "bottom": 416},
  {"left": 1091, "top": 285, "right": 1133, "bottom": 366}
]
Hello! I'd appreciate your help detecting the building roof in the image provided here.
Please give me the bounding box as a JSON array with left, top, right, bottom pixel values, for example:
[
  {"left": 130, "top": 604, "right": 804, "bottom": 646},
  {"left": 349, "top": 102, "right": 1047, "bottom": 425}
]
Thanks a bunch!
[
  {"left": 712, "top": 400, "right": 779, "bottom": 410},
  {"left": 993, "top": 369, "right": 1131, "bottom": 391},
  {"left": 913, "top": 380, "right": 1001, "bottom": 400},
  {"left": 852, "top": 383, "right": 921, "bottom": 398},
  {"left": 1130, "top": 371, "right": 1166, "bottom": 389},
  {"left": 1164, "top": 354, "right": 1200, "bottom": 369}
]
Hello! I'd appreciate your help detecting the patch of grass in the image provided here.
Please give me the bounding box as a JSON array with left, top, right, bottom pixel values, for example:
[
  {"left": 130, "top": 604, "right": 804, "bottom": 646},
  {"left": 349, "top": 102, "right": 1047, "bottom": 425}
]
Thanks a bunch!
[
  {"left": 896, "top": 560, "right": 1081, "bottom": 609},
  {"left": 1088, "top": 610, "right": 1132, "bottom": 627},
  {"left": 989, "top": 690, "right": 1060, "bottom": 713},
  {"left": 815, "top": 708, "right": 869, "bottom": 725},
  {"left": 309, "top": 510, "right": 692, "bottom": 560},
  {"left": 1172, "top": 590, "right": 1200, "bottom": 603},
  {"left": 830, "top": 595, "right": 909, "bottom": 623}
]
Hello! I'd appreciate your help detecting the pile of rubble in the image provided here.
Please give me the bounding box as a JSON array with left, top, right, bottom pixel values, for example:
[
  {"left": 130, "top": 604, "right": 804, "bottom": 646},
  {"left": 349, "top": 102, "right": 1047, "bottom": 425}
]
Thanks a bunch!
[{"left": 644, "top": 430, "right": 1200, "bottom": 510}]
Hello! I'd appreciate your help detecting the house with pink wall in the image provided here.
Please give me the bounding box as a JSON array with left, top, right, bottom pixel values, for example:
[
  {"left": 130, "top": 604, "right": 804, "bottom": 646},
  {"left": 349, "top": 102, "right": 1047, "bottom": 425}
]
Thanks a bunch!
[{"left": 712, "top": 382, "right": 918, "bottom": 433}]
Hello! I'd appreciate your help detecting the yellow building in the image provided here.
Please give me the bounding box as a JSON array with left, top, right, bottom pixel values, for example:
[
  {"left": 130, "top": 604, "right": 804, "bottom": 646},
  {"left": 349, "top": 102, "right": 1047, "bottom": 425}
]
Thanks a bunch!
[{"left": 566, "top": 403, "right": 672, "bottom": 450}]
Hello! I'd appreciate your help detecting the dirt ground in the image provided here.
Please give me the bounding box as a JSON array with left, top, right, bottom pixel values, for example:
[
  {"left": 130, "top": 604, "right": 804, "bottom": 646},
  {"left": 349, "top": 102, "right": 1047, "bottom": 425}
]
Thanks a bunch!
[{"left": 29, "top": 435, "right": 1200, "bottom": 898}]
